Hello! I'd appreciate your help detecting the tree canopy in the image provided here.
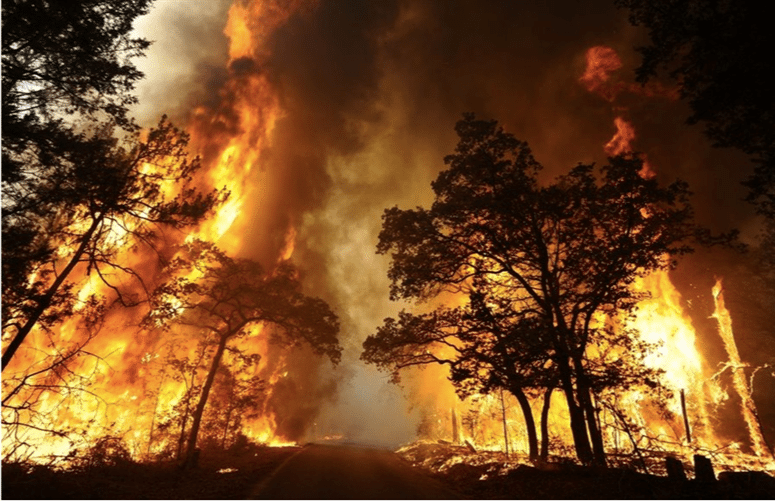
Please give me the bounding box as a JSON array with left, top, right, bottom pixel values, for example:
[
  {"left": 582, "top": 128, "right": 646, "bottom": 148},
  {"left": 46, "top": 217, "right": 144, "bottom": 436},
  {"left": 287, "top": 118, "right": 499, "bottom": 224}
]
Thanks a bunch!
[
  {"left": 2, "top": 0, "right": 152, "bottom": 132},
  {"left": 615, "top": 0, "right": 775, "bottom": 219},
  {"left": 363, "top": 114, "right": 712, "bottom": 464},
  {"left": 1, "top": 117, "right": 223, "bottom": 370},
  {"left": 146, "top": 240, "right": 341, "bottom": 467},
  {"left": 0, "top": 0, "right": 228, "bottom": 371}
]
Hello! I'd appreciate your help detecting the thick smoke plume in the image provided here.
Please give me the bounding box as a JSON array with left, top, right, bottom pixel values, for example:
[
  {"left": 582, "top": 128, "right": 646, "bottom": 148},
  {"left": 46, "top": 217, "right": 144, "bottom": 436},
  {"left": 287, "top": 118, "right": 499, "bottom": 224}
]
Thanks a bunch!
[{"left": 132, "top": 0, "right": 773, "bottom": 447}]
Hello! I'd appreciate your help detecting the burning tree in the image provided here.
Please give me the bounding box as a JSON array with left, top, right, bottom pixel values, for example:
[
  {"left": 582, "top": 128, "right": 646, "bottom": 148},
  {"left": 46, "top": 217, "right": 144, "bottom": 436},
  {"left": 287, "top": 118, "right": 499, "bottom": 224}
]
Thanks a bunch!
[
  {"left": 1, "top": 0, "right": 224, "bottom": 370},
  {"left": 146, "top": 240, "right": 341, "bottom": 468},
  {"left": 1, "top": 117, "right": 223, "bottom": 370},
  {"left": 363, "top": 114, "right": 719, "bottom": 465}
]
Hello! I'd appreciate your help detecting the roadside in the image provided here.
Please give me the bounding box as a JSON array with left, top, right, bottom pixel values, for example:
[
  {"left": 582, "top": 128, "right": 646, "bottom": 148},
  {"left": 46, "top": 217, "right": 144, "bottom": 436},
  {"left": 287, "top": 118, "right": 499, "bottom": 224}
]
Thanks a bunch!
[
  {"left": 397, "top": 442, "right": 775, "bottom": 499},
  {"left": 1, "top": 445, "right": 300, "bottom": 500}
]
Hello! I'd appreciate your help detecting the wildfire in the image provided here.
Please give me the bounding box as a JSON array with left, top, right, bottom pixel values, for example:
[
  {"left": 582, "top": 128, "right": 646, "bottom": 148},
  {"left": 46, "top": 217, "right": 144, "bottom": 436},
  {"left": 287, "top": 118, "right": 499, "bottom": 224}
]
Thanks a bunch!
[
  {"left": 712, "top": 279, "right": 773, "bottom": 459},
  {"left": 1, "top": 0, "right": 315, "bottom": 464},
  {"left": 396, "top": 44, "right": 774, "bottom": 476},
  {"left": 3, "top": 4, "right": 773, "bottom": 478}
]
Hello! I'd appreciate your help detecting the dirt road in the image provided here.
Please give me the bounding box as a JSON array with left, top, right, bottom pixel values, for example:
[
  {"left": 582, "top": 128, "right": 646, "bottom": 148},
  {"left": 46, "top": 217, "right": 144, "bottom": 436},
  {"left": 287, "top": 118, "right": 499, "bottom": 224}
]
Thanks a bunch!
[{"left": 251, "top": 443, "right": 459, "bottom": 499}]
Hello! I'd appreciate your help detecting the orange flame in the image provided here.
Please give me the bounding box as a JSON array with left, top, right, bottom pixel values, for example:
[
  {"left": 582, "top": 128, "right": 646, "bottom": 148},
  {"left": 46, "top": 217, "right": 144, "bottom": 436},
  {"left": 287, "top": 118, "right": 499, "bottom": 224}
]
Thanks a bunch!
[
  {"left": 712, "top": 279, "right": 773, "bottom": 459},
  {"left": 579, "top": 46, "right": 622, "bottom": 100}
]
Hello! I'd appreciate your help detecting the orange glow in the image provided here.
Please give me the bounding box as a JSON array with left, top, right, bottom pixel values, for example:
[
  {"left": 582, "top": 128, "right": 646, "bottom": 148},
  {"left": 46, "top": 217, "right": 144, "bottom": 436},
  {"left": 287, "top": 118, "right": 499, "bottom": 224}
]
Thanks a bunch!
[
  {"left": 2, "top": 0, "right": 317, "bottom": 464},
  {"left": 579, "top": 46, "right": 622, "bottom": 99},
  {"left": 712, "top": 279, "right": 773, "bottom": 459}
]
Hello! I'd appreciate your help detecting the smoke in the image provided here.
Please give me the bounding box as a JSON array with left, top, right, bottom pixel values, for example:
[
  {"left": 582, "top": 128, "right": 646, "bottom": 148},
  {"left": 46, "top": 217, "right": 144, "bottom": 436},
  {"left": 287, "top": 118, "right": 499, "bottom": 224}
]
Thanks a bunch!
[{"left": 131, "top": 0, "right": 771, "bottom": 448}]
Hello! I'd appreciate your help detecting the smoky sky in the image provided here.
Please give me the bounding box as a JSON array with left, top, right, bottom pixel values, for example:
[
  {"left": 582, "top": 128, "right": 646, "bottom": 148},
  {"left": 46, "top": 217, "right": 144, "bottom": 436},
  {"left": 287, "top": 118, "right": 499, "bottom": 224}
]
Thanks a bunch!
[{"left": 132, "top": 0, "right": 771, "bottom": 446}]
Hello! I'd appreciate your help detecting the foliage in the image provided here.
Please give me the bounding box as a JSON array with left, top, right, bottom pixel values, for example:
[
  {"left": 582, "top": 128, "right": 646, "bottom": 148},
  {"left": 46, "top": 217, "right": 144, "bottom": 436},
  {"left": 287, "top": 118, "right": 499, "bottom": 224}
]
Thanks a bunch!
[
  {"left": 1, "top": 116, "right": 224, "bottom": 370},
  {"left": 2, "top": 0, "right": 152, "bottom": 130},
  {"left": 364, "top": 114, "right": 714, "bottom": 463},
  {"left": 2, "top": 0, "right": 154, "bottom": 333},
  {"left": 615, "top": 0, "right": 775, "bottom": 219},
  {"left": 148, "top": 241, "right": 341, "bottom": 363},
  {"left": 147, "top": 240, "right": 341, "bottom": 467}
]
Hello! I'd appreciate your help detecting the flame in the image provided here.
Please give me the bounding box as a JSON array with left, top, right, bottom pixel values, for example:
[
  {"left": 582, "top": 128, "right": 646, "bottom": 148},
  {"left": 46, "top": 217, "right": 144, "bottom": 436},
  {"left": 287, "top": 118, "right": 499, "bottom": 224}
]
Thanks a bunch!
[
  {"left": 2, "top": 0, "right": 318, "bottom": 464},
  {"left": 712, "top": 279, "right": 773, "bottom": 459},
  {"left": 579, "top": 46, "right": 622, "bottom": 99}
]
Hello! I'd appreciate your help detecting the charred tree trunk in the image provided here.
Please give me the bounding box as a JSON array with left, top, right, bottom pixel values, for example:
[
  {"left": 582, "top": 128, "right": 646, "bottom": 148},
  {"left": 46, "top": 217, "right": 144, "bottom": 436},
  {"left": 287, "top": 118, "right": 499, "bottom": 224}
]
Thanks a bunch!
[
  {"left": 176, "top": 392, "right": 192, "bottom": 461},
  {"left": 500, "top": 389, "right": 509, "bottom": 458},
  {"left": 147, "top": 372, "right": 166, "bottom": 456},
  {"left": 540, "top": 386, "right": 553, "bottom": 460},
  {"left": 510, "top": 385, "right": 539, "bottom": 462},
  {"left": 222, "top": 392, "right": 235, "bottom": 449},
  {"left": 2, "top": 215, "right": 102, "bottom": 371},
  {"left": 183, "top": 334, "right": 229, "bottom": 469}
]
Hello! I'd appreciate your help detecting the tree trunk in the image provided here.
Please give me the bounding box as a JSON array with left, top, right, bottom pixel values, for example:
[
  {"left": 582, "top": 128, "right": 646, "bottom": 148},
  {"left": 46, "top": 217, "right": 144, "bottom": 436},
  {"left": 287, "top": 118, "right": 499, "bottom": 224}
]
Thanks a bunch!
[
  {"left": 183, "top": 334, "right": 229, "bottom": 469},
  {"left": 500, "top": 389, "right": 509, "bottom": 458},
  {"left": 2, "top": 215, "right": 102, "bottom": 371},
  {"left": 222, "top": 392, "right": 235, "bottom": 449},
  {"left": 147, "top": 372, "right": 166, "bottom": 456},
  {"left": 557, "top": 358, "right": 593, "bottom": 464},
  {"left": 573, "top": 355, "right": 606, "bottom": 466},
  {"left": 540, "top": 386, "right": 553, "bottom": 460},
  {"left": 510, "top": 385, "right": 539, "bottom": 462}
]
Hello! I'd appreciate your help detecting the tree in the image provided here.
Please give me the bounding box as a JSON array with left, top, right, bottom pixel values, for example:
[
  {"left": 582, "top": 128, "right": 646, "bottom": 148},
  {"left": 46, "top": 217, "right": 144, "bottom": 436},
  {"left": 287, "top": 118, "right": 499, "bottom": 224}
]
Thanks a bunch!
[
  {"left": 363, "top": 287, "right": 554, "bottom": 462},
  {"left": 1, "top": 117, "right": 223, "bottom": 370},
  {"left": 2, "top": 0, "right": 154, "bottom": 298},
  {"left": 364, "top": 114, "right": 712, "bottom": 465},
  {"left": 615, "top": 0, "right": 775, "bottom": 220},
  {"left": 0, "top": 0, "right": 212, "bottom": 370},
  {"left": 2, "top": 0, "right": 152, "bottom": 131},
  {"left": 146, "top": 240, "right": 341, "bottom": 468}
]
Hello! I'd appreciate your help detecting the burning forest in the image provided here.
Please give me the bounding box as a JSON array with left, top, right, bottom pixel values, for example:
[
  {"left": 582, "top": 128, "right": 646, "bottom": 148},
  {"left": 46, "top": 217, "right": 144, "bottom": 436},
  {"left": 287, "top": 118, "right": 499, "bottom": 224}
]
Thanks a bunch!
[{"left": 2, "top": 0, "right": 775, "bottom": 498}]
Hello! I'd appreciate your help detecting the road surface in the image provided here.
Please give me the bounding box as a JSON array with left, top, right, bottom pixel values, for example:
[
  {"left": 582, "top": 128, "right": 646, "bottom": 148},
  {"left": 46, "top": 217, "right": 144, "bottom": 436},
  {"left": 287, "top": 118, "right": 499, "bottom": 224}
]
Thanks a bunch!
[{"left": 251, "top": 443, "right": 459, "bottom": 499}]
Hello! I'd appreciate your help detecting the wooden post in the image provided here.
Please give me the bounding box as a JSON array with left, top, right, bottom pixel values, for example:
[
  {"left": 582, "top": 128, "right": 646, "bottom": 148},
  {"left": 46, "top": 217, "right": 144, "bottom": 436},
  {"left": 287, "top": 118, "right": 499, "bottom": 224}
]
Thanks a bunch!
[
  {"left": 451, "top": 407, "right": 460, "bottom": 444},
  {"left": 693, "top": 454, "right": 715, "bottom": 482},
  {"left": 665, "top": 456, "right": 687, "bottom": 482},
  {"left": 500, "top": 389, "right": 509, "bottom": 459},
  {"left": 681, "top": 389, "right": 691, "bottom": 444}
]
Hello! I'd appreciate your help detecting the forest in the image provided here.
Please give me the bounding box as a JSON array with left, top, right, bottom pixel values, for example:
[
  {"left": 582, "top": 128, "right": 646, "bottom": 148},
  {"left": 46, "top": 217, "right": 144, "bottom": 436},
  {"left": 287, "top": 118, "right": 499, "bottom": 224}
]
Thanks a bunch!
[{"left": 2, "top": 0, "right": 774, "bottom": 498}]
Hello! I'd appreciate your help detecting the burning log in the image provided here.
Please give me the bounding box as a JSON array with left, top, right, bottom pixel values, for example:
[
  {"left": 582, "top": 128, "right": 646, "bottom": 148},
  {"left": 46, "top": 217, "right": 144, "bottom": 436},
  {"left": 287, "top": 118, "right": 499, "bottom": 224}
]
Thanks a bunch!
[{"left": 680, "top": 389, "right": 691, "bottom": 444}]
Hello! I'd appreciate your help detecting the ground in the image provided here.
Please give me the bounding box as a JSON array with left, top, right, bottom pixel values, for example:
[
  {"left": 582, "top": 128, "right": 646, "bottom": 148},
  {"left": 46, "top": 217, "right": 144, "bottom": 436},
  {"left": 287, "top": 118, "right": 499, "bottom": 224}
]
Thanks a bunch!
[
  {"left": 1, "top": 445, "right": 298, "bottom": 500},
  {"left": 2, "top": 441, "right": 774, "bottom": 499},
  {"left": 397, "top": 442, "right": 775, "bottom": 499}
]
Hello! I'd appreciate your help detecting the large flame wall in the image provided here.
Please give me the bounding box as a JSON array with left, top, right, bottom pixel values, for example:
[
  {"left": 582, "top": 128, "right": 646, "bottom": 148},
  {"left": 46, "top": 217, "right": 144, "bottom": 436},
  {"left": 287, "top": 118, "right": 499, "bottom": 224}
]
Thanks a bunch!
[{"left": 4, "top": 0, "right": 774, "bottom": 466}]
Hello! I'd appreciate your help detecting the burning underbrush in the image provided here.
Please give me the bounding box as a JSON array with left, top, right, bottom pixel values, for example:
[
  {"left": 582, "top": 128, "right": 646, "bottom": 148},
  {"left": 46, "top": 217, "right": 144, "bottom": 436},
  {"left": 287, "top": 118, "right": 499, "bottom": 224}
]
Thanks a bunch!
[
  {"left": 397, "top": 440, "right": 775, "bottom": 499},
  {"left": 1, "top": 438, "right": 300, "bottom": 500}
]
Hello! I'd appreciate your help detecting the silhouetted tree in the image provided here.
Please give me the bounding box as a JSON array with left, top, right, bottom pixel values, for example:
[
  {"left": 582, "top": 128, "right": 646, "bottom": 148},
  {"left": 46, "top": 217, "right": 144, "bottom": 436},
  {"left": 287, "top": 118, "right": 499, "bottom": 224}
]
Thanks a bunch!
[
  {"left": 1, "top": 0, "right": 222, "bottom": 371},
  {"left": 365, "top": 114, "right": 715, "bottom": 465},
  {"left": 146, "top": 240, "right": 341, "bottom": 468},
  {"left": 1, "top": 117, "right": 222, "bottom": 370},
  {"left": 363, "top": 287, "right": 554, "bottom": 462},
  {"left": 2, "top": 0, "right": 152, "bottom": 130},
  {"left": 616, "top": 0, "right": 775, "bottom": 220},
  {"left": 2, "top": 0, "right": 153, "bottom": 314}
]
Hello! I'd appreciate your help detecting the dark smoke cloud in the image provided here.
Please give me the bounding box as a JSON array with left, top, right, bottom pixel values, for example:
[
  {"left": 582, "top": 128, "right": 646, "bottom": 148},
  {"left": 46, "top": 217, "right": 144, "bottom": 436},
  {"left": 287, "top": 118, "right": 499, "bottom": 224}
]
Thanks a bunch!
[{"left": 135, "top": 0, "right": 772, "bottom": 447}]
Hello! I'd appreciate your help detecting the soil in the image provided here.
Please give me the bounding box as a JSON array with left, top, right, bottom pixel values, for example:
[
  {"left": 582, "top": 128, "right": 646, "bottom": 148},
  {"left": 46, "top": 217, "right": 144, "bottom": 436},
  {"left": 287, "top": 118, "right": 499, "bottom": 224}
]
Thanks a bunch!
[
  {"left": 1, "top": 445, "right": 299, "bottom": 500},
  {"left": 3, "top": 441, "right": 774, "bottom": 499},
  {"left": 398, "top": 443, "right": 775, "bottom": 499}
]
